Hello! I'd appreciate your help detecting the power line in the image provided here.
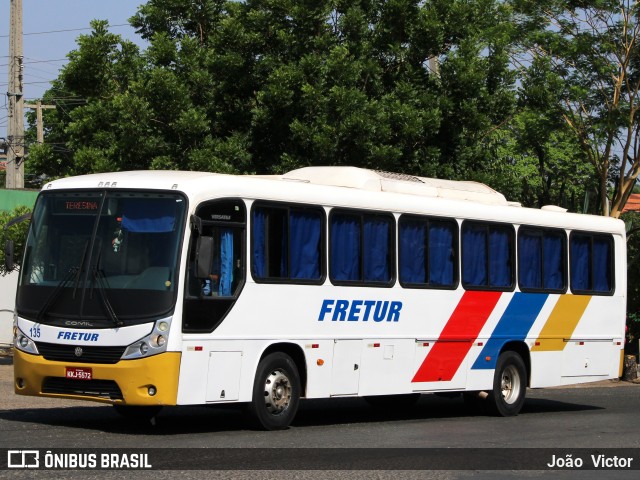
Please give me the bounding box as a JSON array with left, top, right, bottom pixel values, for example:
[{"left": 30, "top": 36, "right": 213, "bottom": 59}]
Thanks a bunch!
[
  {"left": 0, "top": 80, "right": 53, "bottom": 86},
  {"left": 0, "top": 58, "right": 67, "bottom": 67},
  {"left": 0, "top": 23, "right": 131, "bottom": 38},
  {"left": 23, "top": 57, "right": 67, "bottom": 64}
]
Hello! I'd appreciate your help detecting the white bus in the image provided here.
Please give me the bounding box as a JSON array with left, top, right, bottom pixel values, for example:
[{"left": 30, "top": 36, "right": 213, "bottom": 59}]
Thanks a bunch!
[{"left": 9, "top": 167, "right": 626, "bottom": 429}]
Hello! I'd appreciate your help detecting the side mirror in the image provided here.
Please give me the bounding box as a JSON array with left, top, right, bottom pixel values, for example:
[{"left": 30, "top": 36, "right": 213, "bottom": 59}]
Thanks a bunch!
[
  {"left": 4, "top": 239, "right": 15, "bottom": 272},
  {"left": 194, "top": 236, "right": 213, "bottom": 279}
]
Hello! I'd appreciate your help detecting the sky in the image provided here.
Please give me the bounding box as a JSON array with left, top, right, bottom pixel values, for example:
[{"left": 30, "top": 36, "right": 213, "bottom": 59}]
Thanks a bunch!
[{"left": 0, "top": 0, "right": 148, "bottom": 141}]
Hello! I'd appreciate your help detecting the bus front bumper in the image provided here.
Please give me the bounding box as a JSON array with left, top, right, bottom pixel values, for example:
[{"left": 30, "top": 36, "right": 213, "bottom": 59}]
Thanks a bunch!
[{"left": 13, "top": 349, "right": 181, "bottom": 406}]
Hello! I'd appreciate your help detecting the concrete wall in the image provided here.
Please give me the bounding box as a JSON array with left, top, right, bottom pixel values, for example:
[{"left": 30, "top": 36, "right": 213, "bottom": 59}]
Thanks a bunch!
[{"left": 0, "top": 271, "right": 18, "bottom": 346}]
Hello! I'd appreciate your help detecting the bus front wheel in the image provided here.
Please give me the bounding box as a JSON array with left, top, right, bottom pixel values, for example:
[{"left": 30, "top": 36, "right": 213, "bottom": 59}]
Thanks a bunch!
[
  {"left": 488, "top": 351, "right": 527, "bottom": 417},
  {"left": 246, "top": 352, "right": 301, "bottom": 430}
]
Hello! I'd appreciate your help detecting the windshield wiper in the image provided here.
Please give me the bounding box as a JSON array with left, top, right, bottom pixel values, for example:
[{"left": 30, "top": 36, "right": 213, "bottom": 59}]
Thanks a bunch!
[
  {"left": 36, "top": 266, "right": 81, "bottom": 323},
  {"left": 93, "top": 269, "right": 123, "bottom": 328},
  {"left": 90, "top": 245, "right": 123, "bottom": 328}
]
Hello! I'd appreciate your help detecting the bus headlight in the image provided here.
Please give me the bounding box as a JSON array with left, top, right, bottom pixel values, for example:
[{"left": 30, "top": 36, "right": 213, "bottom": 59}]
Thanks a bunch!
[
  {"left": 14, "top": 329, "right": 39, "bottom": 355},
  {"left": 152, "top": 335, "right": 166, "bottom": 348},
  {"left": 122, "top": 318, "right": 172, "bottom": 360}
]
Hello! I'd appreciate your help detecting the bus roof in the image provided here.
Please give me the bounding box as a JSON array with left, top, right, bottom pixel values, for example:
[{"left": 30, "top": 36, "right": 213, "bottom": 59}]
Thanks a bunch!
[
  {"left": 41, "top": 167, "right": 511, "bottom": 205},
  {"left": 40, "top": 168, "right": 625, "bottom": 235}
]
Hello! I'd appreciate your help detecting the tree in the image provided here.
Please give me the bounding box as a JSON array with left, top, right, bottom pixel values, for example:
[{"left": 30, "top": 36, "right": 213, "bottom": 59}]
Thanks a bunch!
[
  {"left": 28, "top": 1, "right": 521, "bottom": 182},
  {"left": 476, "top": 54, "right": 598, "bottom": 211},
  {"left": 26, "top": 20, "right": 147, "bottom": 177},
  {"left": 0, "top": 205, "right": 32, "bottom": 276},
  {"left": 513, "top": 0, "right": 640, "bottom": 217},
  {"left": 624, "top": 211, "right": 640, "bottom": 353}
]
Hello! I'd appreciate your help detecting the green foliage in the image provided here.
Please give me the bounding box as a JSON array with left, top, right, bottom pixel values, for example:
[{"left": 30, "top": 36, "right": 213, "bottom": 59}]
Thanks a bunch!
[
  {"left": 511, "top": 1, "right": 640, "bottom": 217},
  {"left": 624, "top": 212, "right": 640, "bottom": 351},
  {"left": 0, "top": 205, "right": 32, "bottom": 276},
  {"left": 628, "top": 311, "right": 640, "bottom": 353},
  {"left": 28, "top": 0, "right": 525, "bottom": 181}
]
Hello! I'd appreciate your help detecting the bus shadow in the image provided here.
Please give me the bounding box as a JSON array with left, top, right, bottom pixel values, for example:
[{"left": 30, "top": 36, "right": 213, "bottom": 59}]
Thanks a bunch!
[
  {"left": 0, "top": 403, "right": 249, "bottom": 435},
  {"left": 0, "top": 393, "right": 603, "bottom": 435},
  {"left": 520, "top": 396, "right": 604, "bottom": 415},
  {"left": 292, "top": 394, "right": 603, "bottom": 427}
]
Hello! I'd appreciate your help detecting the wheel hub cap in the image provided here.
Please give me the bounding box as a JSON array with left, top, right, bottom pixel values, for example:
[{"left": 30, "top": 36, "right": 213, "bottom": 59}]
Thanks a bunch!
[
  {"left": 264, "top": 369, "right": 292, "bottom": 414},
  {"left": 501, "top": 365, "right": 521, "bottom": 405}
]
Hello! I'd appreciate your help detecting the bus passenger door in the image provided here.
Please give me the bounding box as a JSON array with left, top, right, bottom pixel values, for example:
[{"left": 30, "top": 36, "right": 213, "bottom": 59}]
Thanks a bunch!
[{"left": 331, "top": 340, "right": 362, "bottom": 395}]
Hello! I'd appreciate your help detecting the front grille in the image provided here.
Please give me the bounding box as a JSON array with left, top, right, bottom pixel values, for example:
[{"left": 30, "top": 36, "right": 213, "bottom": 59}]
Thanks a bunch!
[
  {"left": 36, "top": 342, "right": 126, "bottom": 364},
  {"left": 42, "top": 377, "right": 124, "bottom": 400}
]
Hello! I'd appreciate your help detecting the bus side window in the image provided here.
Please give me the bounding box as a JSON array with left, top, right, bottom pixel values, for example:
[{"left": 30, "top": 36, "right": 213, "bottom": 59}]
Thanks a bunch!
[
  {"left": 399, "top": 216, "right": 458, "bottom": 288},
  {"left": 570, "top": 232, "right": 614, "bottom": 295},
  {"left": 192, "top": 229, "right": 240, "bottom": 298},
  {"left": 329, "top": 210, "right": 395, "bottom": 286},
  {"left": 462, "top": 221, "right": 514, "bottom": 290},
  {"left": 518, "top": 227, "right": 566, "bottom": 293},
  {"left": 252, "top": 203, "right": 324, "bottom": 283}
]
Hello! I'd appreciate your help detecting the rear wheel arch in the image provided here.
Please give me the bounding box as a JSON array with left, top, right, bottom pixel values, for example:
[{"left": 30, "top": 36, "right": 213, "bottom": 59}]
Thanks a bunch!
[
  {"left": 258, "top": 342, "right": 308, "bottom": 397},
  {"left": 489, "top": 349, "right": 528, "bottom": 416}
]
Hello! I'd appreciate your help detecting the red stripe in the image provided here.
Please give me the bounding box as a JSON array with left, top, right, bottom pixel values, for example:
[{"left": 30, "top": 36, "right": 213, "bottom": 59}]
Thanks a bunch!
[{"left": 412, "top": 291, "right": 502, "bottom": 383}]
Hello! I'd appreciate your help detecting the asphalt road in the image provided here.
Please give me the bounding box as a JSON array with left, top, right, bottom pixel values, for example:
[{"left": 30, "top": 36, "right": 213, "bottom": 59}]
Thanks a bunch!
[{"left": 0, "top": 355, "right": 639, "bottom": 479}]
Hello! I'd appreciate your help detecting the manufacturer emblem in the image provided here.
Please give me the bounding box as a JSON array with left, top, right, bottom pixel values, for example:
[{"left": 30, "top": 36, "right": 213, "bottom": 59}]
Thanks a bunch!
[{"left": 74, "top": 347, "right": 83, "bottom": 357}]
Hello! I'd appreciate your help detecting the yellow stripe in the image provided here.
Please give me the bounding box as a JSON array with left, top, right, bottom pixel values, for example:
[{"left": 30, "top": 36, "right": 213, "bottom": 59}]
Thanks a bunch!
[
  {"left": 531, "top": 295, "right": 591, "bottom": 351},
  {"left": 619, "top": 349, "right": 625, "bottom": 378}
]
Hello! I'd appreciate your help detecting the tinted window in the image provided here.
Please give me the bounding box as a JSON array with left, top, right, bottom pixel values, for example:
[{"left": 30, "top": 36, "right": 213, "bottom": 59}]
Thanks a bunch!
[
  {"left": 518, "top": 228, "right": 566, "bottom": 292},
  {"left": 330, "top": 210, "right": 394, "bottom": 285},
  {"left": 399, "top": 216, "right": 457, "bottom": 288},
  {"left": 252, "top": 204, "right": 324, "bottom": 283},
  {"left": 462, "top": 222, "right": 514, "bottom": 290},
  {"left": 570, "top": 232, "right": 614, "bottom": 294},
  {"left": 183, "top": 199, "right": 246, "bottom": 333}
]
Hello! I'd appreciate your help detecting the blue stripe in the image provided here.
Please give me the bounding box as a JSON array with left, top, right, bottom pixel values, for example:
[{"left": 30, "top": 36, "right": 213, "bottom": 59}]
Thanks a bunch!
[{"left": 471, "top": 292, "right": 548, "bottom": 370}]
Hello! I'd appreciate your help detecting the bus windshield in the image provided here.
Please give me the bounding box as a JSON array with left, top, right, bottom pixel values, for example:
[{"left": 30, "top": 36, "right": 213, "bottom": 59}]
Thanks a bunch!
[{"left": 16, "top": 190, "right": 187, "bottom": 328}]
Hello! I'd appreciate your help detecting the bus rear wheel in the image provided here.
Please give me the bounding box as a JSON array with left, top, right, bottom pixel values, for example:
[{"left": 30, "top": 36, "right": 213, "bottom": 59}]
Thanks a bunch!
[
  {"left": 488, "top": 351, "right": 527, "bottom": 417},
  {"left": 246, "top": 352, "right": 301, "bottom": 430}
]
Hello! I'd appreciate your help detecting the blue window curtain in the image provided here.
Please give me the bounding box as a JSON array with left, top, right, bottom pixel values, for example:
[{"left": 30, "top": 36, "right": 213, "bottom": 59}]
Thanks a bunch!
[
  {"left": 543, "top": 234, "right": 564, "bottom": 290},
  {"left": 279, "top": 216, "right": 288, "bottom": 277},
  {"left": 592, "top": 237, "right": 612, "bottom": 292},
  {"left": 363, "top": 217, "right": 391, "bottom": 282},
  {"left": 252, "top": 208, "right": 267, "bottom": 278},
  {"left": 429, "top": 222, "right": 455, "bottom": 286},
  {"left": 290, "top": 210, "right": 321, "bottom": 280},
  {"left": 330, "top": 214, "right": 360, "bottom": 281},
  {"left": 520, "top": 230, "right": 565, "bottom": 291},
  {"left": 571, "top": 235, "right": 591, "bottom": 291},
  {"left": 462, "top": 225, "right": 487, "bottom": 286},
  {"left": 122, "top": 199, "right": 177, "bottom": 233},
  {"left": 399, "top": 220, "right": 426, "bottom": 284},
  {"left": 519, "top": 232, "right": 542, "bottom": 289},
  {"left": 489, "top": 228, "right": 512, "bottom": 287},
  {"left": 218, "top": 229, "right": 234, "bottom": 295}
]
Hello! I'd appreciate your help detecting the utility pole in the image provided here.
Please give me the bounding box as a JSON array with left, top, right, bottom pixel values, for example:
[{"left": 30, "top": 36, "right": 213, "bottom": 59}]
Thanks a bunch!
[
  {"left": 26, "top": 101, "right": 56, "bottom": 143},
  {"left": 6, "top": 0, "right": 24, "bottom": 189},
  {"left": 428, "top": 56, "right": 440, "bottom": 78}
]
